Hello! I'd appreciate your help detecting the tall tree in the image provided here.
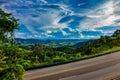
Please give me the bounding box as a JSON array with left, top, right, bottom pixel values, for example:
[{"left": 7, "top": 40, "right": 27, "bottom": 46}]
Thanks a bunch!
[
  {"left": 113, "top": 29, "right": 120, "bottom": 37},
  {"left": 0, "top": 8, "right": 19, "bottom": 42},
  {"left": 0, "top": 8, "right": 25, "bottom": 80}
]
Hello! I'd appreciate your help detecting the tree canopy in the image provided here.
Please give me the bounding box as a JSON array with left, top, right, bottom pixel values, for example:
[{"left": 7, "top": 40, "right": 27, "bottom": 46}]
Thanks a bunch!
[
  {"left": 0, "top": 8, "right": 25, "bottom": 80},
  {"left": 0, "top": 8, "right": 19, "bottom": 42}
]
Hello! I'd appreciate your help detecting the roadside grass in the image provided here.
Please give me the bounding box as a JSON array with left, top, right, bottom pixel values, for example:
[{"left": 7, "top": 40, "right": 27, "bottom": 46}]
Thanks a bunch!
[
  {"left": 0, "top": 68, "right": 3, "bottom": 71},
  {"left": 82, "top": 46, "right": 120, "bottom": 59},
  {"left": 99, "top": 46, "right": 120, "bottom": 54}
]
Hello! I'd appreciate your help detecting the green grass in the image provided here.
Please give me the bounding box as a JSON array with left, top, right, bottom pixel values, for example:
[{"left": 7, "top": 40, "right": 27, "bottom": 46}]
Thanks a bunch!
[
  {"left": 99, "top": 46, "right": 120, "bottom": 54},
  {"left": 79, "top": 46, "right": 120, "bottom": 59},
  {"left": 0, "top": 68, "right": 3, "bottom": 71}
]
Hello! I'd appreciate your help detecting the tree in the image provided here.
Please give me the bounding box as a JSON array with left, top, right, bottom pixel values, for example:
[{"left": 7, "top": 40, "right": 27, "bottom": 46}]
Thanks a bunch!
[
  {"left": 0, "top": 64, "right": 25, "bottom": 80},
  {"left": 53, "top": 56, "right": 67, "bottom": 63},
  {"left": 32, "top": 44, "right": 44, "bottom": 62},
  {"left": 100, "top": 36, "right": 106, "bottom": 44},
  {"left": 0, "top": 8, "right": 19, "bottom": 42},
  {"left": 112, "top": 29, "right": 120, "bottom": 37},
  {"left": 0, "top": 8, "right": 25, "bottom": 80}
]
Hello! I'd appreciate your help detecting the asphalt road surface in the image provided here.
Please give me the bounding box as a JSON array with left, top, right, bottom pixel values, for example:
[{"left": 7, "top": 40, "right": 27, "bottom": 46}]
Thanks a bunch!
[{"left": 25, "top": 51, "right": 120, "bottom": 80}]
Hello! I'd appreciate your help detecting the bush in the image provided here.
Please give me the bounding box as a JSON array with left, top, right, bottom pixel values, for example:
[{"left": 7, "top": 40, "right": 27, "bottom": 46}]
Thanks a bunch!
[
  {"left": 17, "top": 60, "right": 31, "bottom": 68},
  {"left": 44, "top": 56, "right": 52, "bottom": 63},
  {"left": 0, "top": 64, "right": 25, "bottom": 80},
  {"left": 53, "top": 56, "right": 67, "bottom": 63}
]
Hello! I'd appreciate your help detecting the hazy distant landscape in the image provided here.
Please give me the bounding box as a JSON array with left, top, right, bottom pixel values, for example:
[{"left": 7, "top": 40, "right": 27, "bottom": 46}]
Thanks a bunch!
[{"left": 15, "top": 38, "right": 90, "bottom": 48}]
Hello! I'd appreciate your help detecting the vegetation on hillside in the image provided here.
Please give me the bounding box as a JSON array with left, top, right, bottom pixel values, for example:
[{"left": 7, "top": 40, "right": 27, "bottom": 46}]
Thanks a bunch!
[
  {"left": 0, "top": 8, "right": 120, "bottom": 80},
  {"left": 0, "top": 8, "right": 25, "bottom": 80}
]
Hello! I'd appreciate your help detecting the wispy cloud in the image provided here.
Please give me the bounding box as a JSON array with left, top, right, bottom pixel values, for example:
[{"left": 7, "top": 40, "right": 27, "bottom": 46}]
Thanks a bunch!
[{"left": 0, "top": 0, "right": 120, "bottom": 39}]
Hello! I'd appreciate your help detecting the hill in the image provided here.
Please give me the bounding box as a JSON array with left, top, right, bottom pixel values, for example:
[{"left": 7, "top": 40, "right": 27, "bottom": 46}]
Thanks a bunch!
[{"left": 15, "top": 38, "right": 90, "bottom": 47}]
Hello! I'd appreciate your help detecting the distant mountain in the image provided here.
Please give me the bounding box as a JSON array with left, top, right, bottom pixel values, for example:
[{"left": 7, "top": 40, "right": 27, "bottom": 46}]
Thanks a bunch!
[
  {"left": 15, "top": 38, "right": 90, "bottom": 47},
  {"left": 15, "top": 38, "right": 47, "bottom": 44},
  {"left": 15, "top": 38, "right": 89, "bottom": 43},
  {"left": 73, "top": 39, "right": 93, "bottom": 47}
]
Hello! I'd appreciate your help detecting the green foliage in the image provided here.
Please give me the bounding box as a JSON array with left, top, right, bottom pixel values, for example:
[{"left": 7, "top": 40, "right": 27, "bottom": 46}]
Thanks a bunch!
[
  {"left": 53, "top": 56, "right": 67, "bottom": 63},
  {"left": 55, "top": 46, "right": 76, "bottom": 54},
  {"left": 31, "top": 44, "right": 55, "bottom": 63},
  {"left": 112, "top": 29, "right": 120, "bottom": 37},
  {"left": 0, "top": 8, "right": 25, "bottom": 80},
  {"left": 0, "top": 64, "right": 25, "bottom": 80},
  {"left": 78, "top": 30, "right": 120, "bottom": 55},
  {"left": 0, "top": 8, "right": 19, "bottom": 42},
  {"left": 44, "top": 56, "right": 52, "bottom": 63},
  {"left": 17, "top": 59, "right": 31, "bottom": 68},
  {"left": 0, "top": 44, "right": 28, "bottom": 80}
]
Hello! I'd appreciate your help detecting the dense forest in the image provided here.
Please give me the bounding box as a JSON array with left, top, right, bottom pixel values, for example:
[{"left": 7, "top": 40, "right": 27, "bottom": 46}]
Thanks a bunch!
[{"left": 0, "top": 8, "right": 120, "bottom": 80}]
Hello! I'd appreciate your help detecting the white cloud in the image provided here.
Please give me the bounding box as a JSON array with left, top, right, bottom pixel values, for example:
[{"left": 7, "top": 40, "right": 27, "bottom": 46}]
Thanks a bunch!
[
  {"left": 1, "top": 0, "right": 120, "bottom": 39},
  {"left": 78, "top": 32, "right": 99, "bottom": 39},
  {"left": 15, "top": 32, "right": 29, "bottom": 39},
  {"left": 39, "top": 0, "right": 48, "bottom": 4},
  {"left": 46, "top": 30, "right": 52, "bottom": 34},
  {"left": 59, "top": 4, "right": 74, "bottom": 16},
  {"left": 42, "top": 32, "right": 55, "bottom": 38},
  {"left": 77, "top": 3, "right": 86, "bottom": 7},
  {"left": 102, "top": 31, "right": 114, "bottom": 36},
  {"left": 79, "top": 32, "right": 84, "bottom": 38},
  {"left": 60, "top": 29, "right": 68, "bottom": 36},
  {"left": 79, "top": 0, "right": 120, "bottom": 31}
]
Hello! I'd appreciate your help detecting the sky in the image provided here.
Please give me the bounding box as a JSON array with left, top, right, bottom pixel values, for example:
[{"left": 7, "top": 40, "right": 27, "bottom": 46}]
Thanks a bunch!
[{"left": 0, "top": 0, "right": 120, "bottom": 39}]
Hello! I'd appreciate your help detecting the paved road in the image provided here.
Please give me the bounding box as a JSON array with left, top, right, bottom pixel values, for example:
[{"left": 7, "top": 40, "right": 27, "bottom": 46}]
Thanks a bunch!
[{"left": 25, "top": 51, "right": 120, "bottom": 80}]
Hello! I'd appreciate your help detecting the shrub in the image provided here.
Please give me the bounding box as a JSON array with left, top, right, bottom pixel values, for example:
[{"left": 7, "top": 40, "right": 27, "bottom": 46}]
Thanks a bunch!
[{"left": 53, "top": 56, "right": 67, "bottom": 63}]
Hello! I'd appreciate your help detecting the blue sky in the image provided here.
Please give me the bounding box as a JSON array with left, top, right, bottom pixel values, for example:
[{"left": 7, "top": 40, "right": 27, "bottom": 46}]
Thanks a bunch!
[{"left": 0, "top": 0, "right": 120, "bottom": 39}]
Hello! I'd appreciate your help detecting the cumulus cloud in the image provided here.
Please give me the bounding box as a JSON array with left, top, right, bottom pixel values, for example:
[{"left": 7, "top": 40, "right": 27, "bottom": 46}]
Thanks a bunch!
[
  {"left": 75, "top": 0, "right": 120, "bottom": 38},
  {"left": 40, "top": 0, "right": 48, "bottom": 4},
  {"left": 79, "top": 0, "right": 116, "bottom": 29}
]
